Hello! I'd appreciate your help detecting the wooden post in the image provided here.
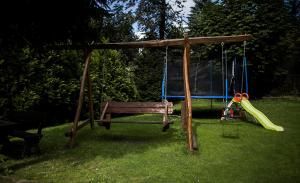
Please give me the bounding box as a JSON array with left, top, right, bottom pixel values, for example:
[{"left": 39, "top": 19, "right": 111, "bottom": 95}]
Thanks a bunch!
[
  {"left": 183, "top": 33, "right": 194, "bottom": 151},
  {"left": 69, "top": 49, "right": 92, "bottom": 147},
  {"left": 181, "top": 101, "right": 187, "bottom": 131},
  {"left": 86, "top": 69, "right": 95, "bottom": 129}
]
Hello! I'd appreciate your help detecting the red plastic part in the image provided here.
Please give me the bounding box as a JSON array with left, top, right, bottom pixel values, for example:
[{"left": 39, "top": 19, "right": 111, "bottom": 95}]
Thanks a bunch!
[
  {"left": 229, "top": 109, "right": 234, "bottom": 118},
  {"left": 233, "top": 93, "right": 242, "bottom": 102}
]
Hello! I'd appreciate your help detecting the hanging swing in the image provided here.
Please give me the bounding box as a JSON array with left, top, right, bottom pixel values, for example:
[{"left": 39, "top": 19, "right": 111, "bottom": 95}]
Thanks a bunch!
[{"left": 97, "top": 47, "right": 174, "bottom": 131}]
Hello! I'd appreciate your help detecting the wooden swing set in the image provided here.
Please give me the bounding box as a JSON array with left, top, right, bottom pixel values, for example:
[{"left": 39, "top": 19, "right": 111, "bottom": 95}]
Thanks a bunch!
[{"left": 65, "top": 34, "right": 252, "bottom": 151}]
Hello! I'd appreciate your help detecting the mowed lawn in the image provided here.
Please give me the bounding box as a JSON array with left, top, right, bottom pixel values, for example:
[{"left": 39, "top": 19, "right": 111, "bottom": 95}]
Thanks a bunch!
[{"left": 1, "top": 99, "right": 300, "bottom": 183}]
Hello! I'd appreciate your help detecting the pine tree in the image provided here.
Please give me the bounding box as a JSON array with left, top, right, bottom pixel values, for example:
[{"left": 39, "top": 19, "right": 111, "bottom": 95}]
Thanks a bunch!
[{"left": 188, "top": 0, "right": 299, "bottom": 96}]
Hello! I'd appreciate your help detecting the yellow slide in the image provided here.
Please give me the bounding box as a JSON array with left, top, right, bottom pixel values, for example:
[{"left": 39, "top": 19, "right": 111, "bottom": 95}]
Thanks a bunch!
[{"left": 241, "top": 99, "right": 284, "bottom": 131}]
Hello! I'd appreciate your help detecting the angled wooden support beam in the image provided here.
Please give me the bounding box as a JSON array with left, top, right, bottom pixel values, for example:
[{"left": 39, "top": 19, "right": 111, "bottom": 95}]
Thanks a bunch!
[
  {"left": 183, "top": 33, "right": 194, "bottom": 151},
  {"left": 100, "top": 102, "right": 109, "bottom": 121},
  {"left": 69, "top": 49, "right": 92, "bottom": 147},
  {"left": 77, "top": 119, "right": 91, "bottom": 131}
]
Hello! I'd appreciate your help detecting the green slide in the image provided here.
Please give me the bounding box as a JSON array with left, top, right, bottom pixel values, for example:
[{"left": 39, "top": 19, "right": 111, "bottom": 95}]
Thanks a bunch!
[{"left": 241, "top": 99, "right": 284, "bottom": 131}]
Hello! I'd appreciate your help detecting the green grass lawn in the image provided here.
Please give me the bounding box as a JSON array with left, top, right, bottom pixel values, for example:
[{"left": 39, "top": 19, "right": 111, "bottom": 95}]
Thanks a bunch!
[{"left": 1, "top": 99, "right": 300, "bottom": 183}]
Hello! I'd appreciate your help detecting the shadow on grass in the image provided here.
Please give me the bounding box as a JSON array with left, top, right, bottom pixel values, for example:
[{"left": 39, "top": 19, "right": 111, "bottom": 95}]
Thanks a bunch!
[
  {"left": 96, "top": 133, "right": 171, "bottom": 144},
  {"left": 84, "top": 124, "right": 180, "bottom": 156},
  {"left": 4, "top": 122, "right": 183, "bottom": 172},
  {"left": 6, "top": 156, "right": 49, "bottom": 172},
  {"left": 192, "top": 108, "right": 222, "bottom": 119},
  {"left": 173, "top": 107, "right": 222, "bottom": 119}
]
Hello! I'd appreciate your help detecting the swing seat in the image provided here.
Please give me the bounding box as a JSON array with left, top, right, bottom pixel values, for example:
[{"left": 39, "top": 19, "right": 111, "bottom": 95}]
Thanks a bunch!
[{"left": 98, "top": 101, "right": 173, "bottom": 131}]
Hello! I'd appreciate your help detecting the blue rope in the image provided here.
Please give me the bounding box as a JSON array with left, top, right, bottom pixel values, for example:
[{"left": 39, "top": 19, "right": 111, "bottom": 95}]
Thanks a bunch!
[
  {"left": 161, "top": 80, "right": 165, "bottom": 99},
  {"left": 161, "top": 66, "right": 166, "bottom": 99},
  {"left": 161, "top": 58, "right": 167, "bottom": 100}
]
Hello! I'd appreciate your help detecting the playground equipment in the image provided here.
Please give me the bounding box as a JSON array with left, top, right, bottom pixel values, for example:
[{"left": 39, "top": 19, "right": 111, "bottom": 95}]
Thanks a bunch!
[
  {"left": 59, "top": 34, "right": 252, "bottom": 151},
  {"left": 97, "top": 45, "right": 174, "bottom": 132},
  {"left": 219, "top": 41, "right": 283, "bottom": 131},
  {"left": 98, "top": 101, "right": 173, "bottom": 131},
  {"left": 162, "top": 42, "right": 247, "bottom": 100},
  {"left": 222, "top": 93, "right": 284, "bottom": 131}
]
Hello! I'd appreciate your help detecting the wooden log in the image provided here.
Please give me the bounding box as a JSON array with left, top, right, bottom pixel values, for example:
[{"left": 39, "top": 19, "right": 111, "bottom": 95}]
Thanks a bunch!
[
  {"left": 100, "top": 101, "right": 174, "bottom": 114},
  {"left": 100, "top": 102, "right": 109, "bottom": 121},
  {"left": 65, "top": 119, "right": 90, "bottom": 137},
  {"left": 102, "top": 101, "right": 173, "bottom": 108},
  {"left": 48, "top": 35, "right": 253, "bottom": 50},
  {"left": 77, "top": 119, "right": 90, "bottom": 131},
  {"left": 183, "top": 33, "right": 194, "bottom": 151},
  {"left": 189, "top": 35, "right": 252, "bottom": 45},
  {"left": 69, "top": 49, "right": 92, "bottom": 147},
  {"left": 105, "top": 107, "right": 173, "bottom": 114},
  {"left": 181, "top": 101, "right": 187, "bottom": 131},
  {"left": 97, "top": 120, "right": 174, "bottom": 125}
]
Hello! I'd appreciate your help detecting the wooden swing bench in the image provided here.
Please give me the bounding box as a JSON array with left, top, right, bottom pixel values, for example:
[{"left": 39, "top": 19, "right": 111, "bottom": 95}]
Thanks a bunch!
[{"left": 97, "top": 101, "right": 174, "bottom": 131}]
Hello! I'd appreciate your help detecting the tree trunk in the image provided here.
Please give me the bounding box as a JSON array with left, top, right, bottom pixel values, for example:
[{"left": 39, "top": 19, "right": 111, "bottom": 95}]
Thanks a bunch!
[{"left": 159, "top": 0, "right": 166, "bottom": 40}]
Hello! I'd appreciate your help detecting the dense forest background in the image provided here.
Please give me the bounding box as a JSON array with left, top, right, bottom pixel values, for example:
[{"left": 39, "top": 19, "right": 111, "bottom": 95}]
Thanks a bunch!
[{"left": 0, "top": 0, "right": 299, "bottom": 124}]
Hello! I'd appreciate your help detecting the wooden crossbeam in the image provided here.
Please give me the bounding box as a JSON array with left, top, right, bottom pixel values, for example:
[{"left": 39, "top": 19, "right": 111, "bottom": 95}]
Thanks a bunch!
[
  {"left": 47, "top": 35, "right": 253, "bottom": 50},
  {"left": 96, "top": 120, "right": 174, "bottom": 125},
  {"left": 104, "top": 107, "right": 173, "bottom": 114},
  {"left": 102, "top": 102, "right": 173, "bottom": 108},
  {"left": 100, "top": 102, "right": 173, "bottom": 115}
]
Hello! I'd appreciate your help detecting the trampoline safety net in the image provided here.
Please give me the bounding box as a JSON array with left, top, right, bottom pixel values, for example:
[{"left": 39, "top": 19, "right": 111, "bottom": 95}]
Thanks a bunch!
[{"left": 165, "top": 53, "right": 244, "bottom": 99}]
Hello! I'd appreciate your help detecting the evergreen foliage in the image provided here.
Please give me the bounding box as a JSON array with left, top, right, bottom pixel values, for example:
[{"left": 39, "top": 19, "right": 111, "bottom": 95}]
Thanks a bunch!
[
  {"left": 135, "top": 0, "right": 185, "bottom": 39},
  {"left": 0, "top": 0, "right": 108, "bottom": 48},
  {"left": 189, "top": 0, "right": 300, "bottom": 96},
  {"left": 0, "top": 0, "right": 299, "bottom": 124},
  {"left": 0, "top": 48, "right": 82, "bottom": 121},
  {"left": 90, "top": 49, "right": 139, "bottom": 103}
]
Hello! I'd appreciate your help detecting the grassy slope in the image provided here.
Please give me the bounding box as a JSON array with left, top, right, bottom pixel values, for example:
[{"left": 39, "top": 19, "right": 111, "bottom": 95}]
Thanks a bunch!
[{"left": 2, "top": 99, "right": 300, "bottom": 183}]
